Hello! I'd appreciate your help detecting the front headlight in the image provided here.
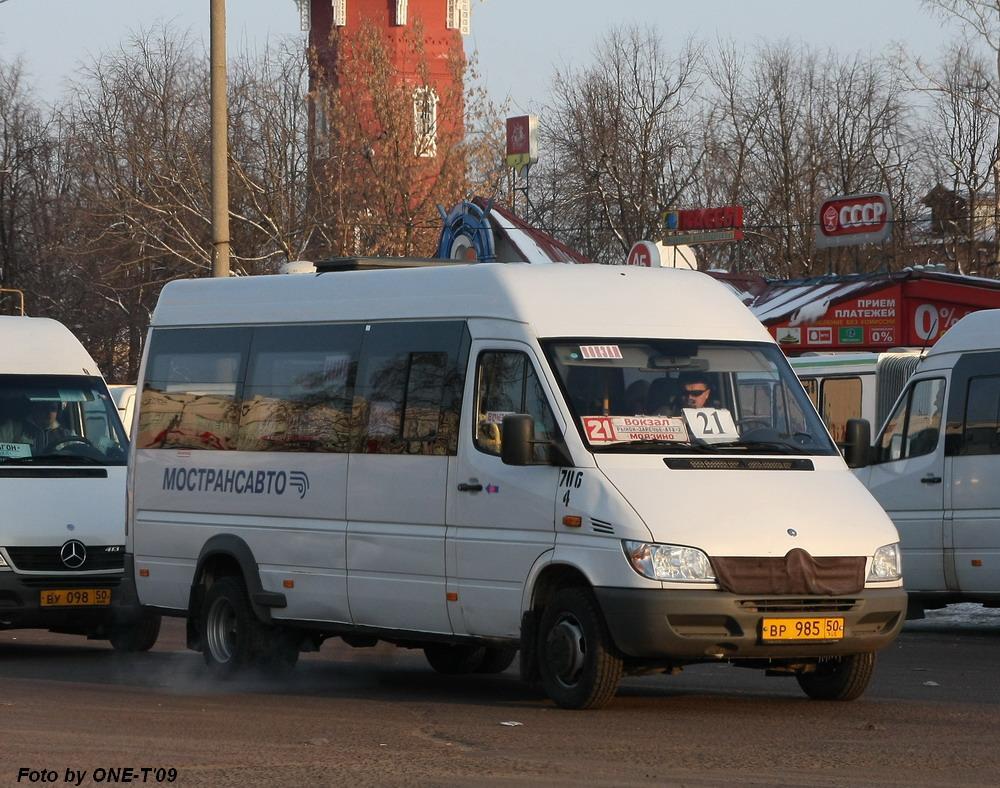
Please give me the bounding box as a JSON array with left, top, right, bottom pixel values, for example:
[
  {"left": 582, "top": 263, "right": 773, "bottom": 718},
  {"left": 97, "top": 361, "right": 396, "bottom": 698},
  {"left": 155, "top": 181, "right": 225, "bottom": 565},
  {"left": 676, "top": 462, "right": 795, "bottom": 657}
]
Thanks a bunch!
[
  {"left": 868, "top": 543, "right": 901, "bottom": 582},
  {"left": 622, "top": 540, "right": 715, "bottom": 582}
]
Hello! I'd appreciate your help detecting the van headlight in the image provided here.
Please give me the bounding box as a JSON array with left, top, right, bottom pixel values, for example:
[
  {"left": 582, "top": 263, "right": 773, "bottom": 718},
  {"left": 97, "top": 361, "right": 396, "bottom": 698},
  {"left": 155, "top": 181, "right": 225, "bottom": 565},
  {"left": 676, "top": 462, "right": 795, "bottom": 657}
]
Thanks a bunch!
[
  {"left": 868, "top": 543, "right": 901, "bottom": 582},
  {"left": 622, "top": 541, "right": 715, "bottom": 582}
]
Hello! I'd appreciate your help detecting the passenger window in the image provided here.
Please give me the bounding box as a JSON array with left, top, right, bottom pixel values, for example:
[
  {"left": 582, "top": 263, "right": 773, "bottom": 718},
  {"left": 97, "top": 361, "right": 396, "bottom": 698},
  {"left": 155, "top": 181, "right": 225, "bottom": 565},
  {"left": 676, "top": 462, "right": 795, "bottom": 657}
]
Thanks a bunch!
[
  {"left": 239, "top": 324, "right": 363, "bottom": 452},
  {"left": 475, "top": 351, "right": 557, "bottom": 460},
  {"left": 137, "top": 328, "right": 250, "bottom": 450},
  {"left": 961, "top": 375, "right": 1000, "bottom": 456},
  {"left": 354, "top": 321, "right": 469, "bottom": 455},
  {"left": 820, "top": 377, "right": 862, "bottom": 445},
  {"left": 877, "top": 378, "right": 946, "bottom": 462}
]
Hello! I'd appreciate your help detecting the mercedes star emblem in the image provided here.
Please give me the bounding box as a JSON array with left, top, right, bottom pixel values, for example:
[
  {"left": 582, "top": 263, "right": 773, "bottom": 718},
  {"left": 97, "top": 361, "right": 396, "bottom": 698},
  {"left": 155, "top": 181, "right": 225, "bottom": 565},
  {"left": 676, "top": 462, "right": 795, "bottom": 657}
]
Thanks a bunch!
[{"left": 60, "top": 540, "right": 87, "bottom": 569}]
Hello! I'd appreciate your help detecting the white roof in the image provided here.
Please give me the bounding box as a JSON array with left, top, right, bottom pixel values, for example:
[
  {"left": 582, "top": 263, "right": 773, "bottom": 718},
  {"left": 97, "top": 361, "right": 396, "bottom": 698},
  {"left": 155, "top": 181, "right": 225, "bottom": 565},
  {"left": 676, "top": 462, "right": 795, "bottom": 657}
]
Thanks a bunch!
[
  {"left": 152, "top": 263, "right": 772, "bottom": 343},
  {"left": 0, "top": 317, "right": 100, "bottom": 376},
  {"left": 926, "top": 308, "right": 1000, "bottom": 357}
]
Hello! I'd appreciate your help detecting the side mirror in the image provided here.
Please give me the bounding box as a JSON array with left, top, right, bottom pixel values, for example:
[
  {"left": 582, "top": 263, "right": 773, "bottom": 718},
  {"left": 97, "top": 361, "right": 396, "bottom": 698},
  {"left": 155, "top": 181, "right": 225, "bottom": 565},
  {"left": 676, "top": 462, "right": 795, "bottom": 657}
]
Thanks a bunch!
[
  {"left": 501, "top": 414, "right": 535, "bottom": 466},
  {"left": 844, "top": 418, "right": 872, "bottom": 469}
]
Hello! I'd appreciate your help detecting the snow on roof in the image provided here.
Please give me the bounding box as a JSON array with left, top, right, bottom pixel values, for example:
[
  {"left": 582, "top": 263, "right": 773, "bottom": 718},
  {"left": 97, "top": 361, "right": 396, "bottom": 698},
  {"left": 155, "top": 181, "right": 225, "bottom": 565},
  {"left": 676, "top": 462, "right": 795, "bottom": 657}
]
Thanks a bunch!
[{"left": 475, "top": 198, "right": 591, "bottom": 265}]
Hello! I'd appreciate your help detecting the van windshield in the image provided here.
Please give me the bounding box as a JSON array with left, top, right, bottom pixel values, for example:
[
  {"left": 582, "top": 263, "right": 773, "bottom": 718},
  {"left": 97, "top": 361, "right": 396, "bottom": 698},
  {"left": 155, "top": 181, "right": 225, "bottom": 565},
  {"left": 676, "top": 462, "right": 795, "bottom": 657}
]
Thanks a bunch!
[
  {"left": 0, "top": 375, "right": 128, "bottom": 466},
  {"left": 542, "top": 339, "right": 837, "bottom": 455}
]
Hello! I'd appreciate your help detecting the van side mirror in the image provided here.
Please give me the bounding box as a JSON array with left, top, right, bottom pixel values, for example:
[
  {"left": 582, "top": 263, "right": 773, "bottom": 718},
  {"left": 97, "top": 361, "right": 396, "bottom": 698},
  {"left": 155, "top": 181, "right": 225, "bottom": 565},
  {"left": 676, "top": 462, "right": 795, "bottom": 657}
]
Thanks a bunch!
[
  {"left": 501, "top": 414, "right": 535, "bottom": 466},
  {"left": 844, "top": 418, "right": 872, "bottom": 469}
]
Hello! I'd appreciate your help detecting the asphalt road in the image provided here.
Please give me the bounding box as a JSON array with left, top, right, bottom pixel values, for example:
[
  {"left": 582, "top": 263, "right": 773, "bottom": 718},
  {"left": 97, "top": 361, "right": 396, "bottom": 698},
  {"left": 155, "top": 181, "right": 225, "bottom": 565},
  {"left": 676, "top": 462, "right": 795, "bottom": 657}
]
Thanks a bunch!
[{"left": 0, "top": 608, "right": 998, "bottom": 787}]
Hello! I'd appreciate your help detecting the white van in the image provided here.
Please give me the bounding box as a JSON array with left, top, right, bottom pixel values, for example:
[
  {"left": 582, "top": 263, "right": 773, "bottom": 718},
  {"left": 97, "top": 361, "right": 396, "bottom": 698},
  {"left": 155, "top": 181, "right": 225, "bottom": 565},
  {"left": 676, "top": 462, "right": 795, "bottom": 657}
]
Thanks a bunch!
[
  {"left": 107, "top": 385, "right": 137, "bottom": 437},
  {"left": 855, "top": 309, "right": 1000, "bottom": 616},
  {"left": 790, "top": 352, "right": 921, "bottom": 445},
  {"left": 0, "top": 317, "right": 159, "bottom": 650},
  {"left": 128, "top": 262, "right": 905, "bottom": 708}
]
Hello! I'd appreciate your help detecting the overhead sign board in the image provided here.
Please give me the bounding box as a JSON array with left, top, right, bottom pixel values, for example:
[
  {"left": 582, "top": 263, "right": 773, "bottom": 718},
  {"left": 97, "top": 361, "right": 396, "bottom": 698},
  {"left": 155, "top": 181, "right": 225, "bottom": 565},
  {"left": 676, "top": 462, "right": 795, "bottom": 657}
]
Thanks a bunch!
[
  {"left": 815, "top": 193, "right": 892, "bottom": 249},
  {"left": 505, "top": 115, "right": 538, "bottom": 171},
  {"left": 661, "top": 205, "right": 744, "bottom": 245}
]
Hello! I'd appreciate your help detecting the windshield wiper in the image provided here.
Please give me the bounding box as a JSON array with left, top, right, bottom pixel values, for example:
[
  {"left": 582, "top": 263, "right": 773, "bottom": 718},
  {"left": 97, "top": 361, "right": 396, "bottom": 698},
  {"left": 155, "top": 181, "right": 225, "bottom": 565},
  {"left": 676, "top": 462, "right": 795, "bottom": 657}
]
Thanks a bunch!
[
  {"left": 594, "top": 440, "right": 722, "bottom": 454},
  {"left": 713, "top": 440, "right": 812, "bottom": 455}
]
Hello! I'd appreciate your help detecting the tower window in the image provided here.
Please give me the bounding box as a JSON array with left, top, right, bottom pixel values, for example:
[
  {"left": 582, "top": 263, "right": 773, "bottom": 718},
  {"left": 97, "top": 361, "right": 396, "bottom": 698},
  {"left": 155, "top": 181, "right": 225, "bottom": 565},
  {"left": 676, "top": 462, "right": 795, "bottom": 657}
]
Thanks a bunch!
[
  {"left": 395, "top": 0, "right": 408, "bottom": 25},
  {"left": 446, "top": 0, "right": 471, "bottom": 34},
  {"left": 413, "top": 87, "right": 438, "bottom": 158},
  {"left": 332, "top": 0, "right": 347, "bottom": 27}
]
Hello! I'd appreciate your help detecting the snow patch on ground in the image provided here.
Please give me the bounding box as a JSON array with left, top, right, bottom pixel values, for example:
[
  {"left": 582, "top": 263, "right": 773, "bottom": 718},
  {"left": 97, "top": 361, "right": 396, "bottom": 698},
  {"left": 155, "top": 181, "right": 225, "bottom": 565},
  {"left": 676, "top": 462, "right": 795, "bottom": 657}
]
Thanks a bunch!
[{"left": 904, "top": 602, "right": 1000, "bottom": 631}]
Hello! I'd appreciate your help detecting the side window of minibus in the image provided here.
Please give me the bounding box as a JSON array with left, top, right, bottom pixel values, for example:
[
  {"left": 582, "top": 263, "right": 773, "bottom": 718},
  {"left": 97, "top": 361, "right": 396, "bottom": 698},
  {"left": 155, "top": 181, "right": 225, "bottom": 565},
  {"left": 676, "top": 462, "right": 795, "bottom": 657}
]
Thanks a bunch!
[
  {"left": 820, "top": 377, "right": 862, "bottom": 445},
  {"left": 960, "top": 375, "right": 1000, "bottom": 456},
  {"left": 137, "top": 328, "right": 250, "bottom": 450},
  {"left": 354, "top": 321, "right": 469, "bottom": 456},
  {"left": 877, "top": 378, "right": 946, "bottom": 462},
  {"left": 475, "top": 351, "right": 557, "bottom": 461},
  {"left": 239, "top": 324, "right": 363, "bottom": 452}
]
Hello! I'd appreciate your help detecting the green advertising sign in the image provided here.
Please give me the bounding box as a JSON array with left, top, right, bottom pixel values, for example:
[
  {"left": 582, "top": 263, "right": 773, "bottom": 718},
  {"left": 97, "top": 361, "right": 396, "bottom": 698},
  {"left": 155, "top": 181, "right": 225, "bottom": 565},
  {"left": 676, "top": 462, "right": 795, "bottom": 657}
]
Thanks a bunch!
[{"left": 839, "top": 326, "right": 864, "bottom": 344}]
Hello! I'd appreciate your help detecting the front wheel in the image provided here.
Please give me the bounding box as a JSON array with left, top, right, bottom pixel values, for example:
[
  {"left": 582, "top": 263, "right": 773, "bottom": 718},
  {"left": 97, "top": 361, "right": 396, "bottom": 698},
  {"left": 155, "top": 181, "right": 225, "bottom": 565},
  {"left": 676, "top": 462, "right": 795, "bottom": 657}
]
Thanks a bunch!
[
  {"left": 109, "top": 611, "right": 162, "bottom": 652},
  {"left": 796, "top": 652, "right": 876, "bottom": 701},
  {"left": 537, "top": 588, "right": 622, "bottom": 710}
]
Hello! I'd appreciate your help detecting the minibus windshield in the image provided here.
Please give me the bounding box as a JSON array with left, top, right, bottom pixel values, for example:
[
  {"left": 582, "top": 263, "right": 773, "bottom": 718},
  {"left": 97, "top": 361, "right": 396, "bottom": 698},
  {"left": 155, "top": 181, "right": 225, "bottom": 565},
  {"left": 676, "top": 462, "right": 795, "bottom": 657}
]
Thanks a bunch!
[
  {"left": 542, "top": 339, "right": 837, "bottom": 456},
  {"left": 0, "top": 375, "right": 128, "bottom": 465}
]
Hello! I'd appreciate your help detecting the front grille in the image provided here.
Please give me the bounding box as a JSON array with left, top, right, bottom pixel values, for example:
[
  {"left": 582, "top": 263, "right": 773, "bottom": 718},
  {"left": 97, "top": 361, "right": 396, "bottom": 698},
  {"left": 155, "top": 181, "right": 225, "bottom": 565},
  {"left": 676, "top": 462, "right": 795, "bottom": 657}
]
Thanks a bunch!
[
  {"left": 17, "top": 576, "right": 122, "bottom": 588},
  {"left": 5, "top": 546, "right": 125, "bottom": 573},
  {"left": 738, "top": 598, "right": 858, "bottom": 613}
]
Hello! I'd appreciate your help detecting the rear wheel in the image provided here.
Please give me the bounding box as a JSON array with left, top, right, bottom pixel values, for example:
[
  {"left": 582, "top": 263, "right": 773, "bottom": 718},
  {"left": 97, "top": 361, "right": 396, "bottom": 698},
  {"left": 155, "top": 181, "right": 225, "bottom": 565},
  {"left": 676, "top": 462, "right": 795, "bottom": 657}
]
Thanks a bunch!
[
  {"left": 796, "top": 653, "right": 876, "bottom": 701},
  {"left": 201, "top": 577, "right": 259, "bottom": 677},
  {"left": 109, "top": 611, "right": 162, "bottom": 653},
  {"left": 424, "top": 644, "right": 486, "bottom": 675},
  {"left": 537, "top": 588, "right": 622, "bottom": 710}
]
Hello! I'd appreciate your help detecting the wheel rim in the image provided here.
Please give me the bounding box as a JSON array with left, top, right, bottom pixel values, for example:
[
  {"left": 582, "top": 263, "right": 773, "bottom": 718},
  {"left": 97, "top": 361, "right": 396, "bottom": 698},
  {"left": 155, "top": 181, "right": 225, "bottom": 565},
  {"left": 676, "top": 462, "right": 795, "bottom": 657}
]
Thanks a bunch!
[
  {"left": 546, "top": 613, "right": 587, "bottom": 688},
  {"left": 206, "top": 596, "right": 237, "bottom": 664}
]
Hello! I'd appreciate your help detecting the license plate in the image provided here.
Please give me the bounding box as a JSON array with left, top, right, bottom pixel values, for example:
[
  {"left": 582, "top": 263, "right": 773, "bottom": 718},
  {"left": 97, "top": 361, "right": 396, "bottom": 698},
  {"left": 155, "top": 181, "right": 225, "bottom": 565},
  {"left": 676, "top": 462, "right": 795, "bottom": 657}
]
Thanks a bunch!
[
  {"left": 761, "top": 616, "right": 844, "bottom": 641},
  {"left": 39, "top": 588, "right": 112, "bottom": 607}
]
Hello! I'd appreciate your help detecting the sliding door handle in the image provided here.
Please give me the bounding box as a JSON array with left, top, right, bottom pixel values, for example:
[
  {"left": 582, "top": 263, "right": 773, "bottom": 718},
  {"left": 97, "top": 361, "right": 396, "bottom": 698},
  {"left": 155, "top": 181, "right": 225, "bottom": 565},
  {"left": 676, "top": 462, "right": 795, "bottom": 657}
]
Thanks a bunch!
[
  {"left": 921, "top": 475, "right": 942, "bottom": 485},
  {"left": 457, "top": 482, "right": 483, "bottom": 493}
]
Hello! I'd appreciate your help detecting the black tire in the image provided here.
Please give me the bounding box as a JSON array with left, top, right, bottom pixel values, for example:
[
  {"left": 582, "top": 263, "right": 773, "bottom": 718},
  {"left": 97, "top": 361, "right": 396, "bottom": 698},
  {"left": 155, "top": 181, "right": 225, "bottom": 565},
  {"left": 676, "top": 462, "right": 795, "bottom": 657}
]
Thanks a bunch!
[
  {"left": 537, "top": 587, "right": 623, "bottom": 710},
  {"left": 796, "top": 652, "right": 876, "bottom": 701},
  {"left": 424, "top": 644, "right": 486, "bottom": 675},
  {"left": 200, "top": 577, "right": 260, "bottom": 677},
  {"left": 476, "top": 646, "right": 518, "bottom": 674},
  {"left": 257, "top": 628, "right": 301, "bottom": 676},
  {"left": 109, "top": 611, "right": 162, "bottom": 653}
]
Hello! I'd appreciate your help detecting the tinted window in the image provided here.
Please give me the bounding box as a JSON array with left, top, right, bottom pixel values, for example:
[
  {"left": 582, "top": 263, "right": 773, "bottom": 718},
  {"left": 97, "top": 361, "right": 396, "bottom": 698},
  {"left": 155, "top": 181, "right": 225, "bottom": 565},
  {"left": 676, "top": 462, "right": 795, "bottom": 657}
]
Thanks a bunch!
[
  {"left": 961, "top": 375, "right": 1000, "bottom": 456},
  {"left": 137, "top": 328, "right": 250, "bottom": 450},
  {"left": 878, "top": 378, "right": 946, "bottom": 462},
  {"left": 475, "top": 351, "right": 557, "bottom": 461},
  {"left": 354, "top": 321, "right": 469, "bottom": 455},
  {"left": 239, "top": 324, "right": 363, "bottom": 452}
]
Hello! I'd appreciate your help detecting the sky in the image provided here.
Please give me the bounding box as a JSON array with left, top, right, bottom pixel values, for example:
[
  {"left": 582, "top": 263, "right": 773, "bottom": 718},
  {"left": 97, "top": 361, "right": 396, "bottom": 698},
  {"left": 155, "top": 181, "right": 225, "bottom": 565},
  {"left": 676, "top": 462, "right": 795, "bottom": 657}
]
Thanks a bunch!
[{"left": 0, "top": 0, "right": 968, "bottom": 111}]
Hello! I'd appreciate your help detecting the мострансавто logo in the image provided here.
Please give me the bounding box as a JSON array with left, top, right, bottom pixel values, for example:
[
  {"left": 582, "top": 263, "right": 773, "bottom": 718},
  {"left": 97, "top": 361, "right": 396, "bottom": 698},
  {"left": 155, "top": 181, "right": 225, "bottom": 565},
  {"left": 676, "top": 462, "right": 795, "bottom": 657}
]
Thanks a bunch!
[{"left": 162, "top": 467, "right": 310, "bottom": 499}]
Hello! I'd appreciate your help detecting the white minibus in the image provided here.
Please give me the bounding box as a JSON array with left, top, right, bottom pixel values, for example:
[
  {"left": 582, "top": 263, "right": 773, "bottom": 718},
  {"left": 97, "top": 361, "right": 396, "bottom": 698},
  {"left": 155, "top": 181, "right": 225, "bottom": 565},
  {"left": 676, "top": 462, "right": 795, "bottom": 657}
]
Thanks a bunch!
[
  {"left": 0, "top": 317, "right": 159, "bottom": 650},
  {"left": 854, "top": 309, "right": 1000, "bottom": 616},
  {"left": 790, "top": 352, "right": 921, "bottom": 445},
  {"left": 129, "top": 262, "right": 906, "bottom": 708}
]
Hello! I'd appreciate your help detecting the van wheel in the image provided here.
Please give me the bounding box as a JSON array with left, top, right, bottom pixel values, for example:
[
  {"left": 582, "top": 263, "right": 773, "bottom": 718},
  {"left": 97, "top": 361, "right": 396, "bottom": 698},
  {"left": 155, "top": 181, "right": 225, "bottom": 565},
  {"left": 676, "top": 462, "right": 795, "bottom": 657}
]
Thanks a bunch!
[
  {"left": 537, "top": 588, "right": 622, "bottom": 709},
  {"left": 476, "top": 646, "right": 518, "bottom": 674},
  {"left": 109, "top": 611, "right": 162, "bottom": 652},
  {"left": 201, "top": 577, "right": 259, "bottom": 677},
  {"left": 424, "top": 644, "right": 486, "bottom": 674},
  {"left": 796, "top": 653, "right": 876, "bottom": 701}
]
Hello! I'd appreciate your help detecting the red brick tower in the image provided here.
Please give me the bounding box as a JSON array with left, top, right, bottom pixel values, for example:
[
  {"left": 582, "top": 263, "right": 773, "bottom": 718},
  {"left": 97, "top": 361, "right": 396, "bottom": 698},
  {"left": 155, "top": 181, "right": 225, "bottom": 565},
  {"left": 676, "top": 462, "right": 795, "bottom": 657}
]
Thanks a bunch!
[{"left": 304, "top": 0, "right": 469, "bottom": 159}]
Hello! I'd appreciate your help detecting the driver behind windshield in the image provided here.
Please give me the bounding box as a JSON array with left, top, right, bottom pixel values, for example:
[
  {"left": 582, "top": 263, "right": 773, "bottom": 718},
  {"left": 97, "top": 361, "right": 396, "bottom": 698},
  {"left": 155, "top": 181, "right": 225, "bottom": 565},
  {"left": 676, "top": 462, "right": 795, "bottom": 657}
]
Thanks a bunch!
[{"left": 28, "top": 400, "right": 74, "bottom": 452}]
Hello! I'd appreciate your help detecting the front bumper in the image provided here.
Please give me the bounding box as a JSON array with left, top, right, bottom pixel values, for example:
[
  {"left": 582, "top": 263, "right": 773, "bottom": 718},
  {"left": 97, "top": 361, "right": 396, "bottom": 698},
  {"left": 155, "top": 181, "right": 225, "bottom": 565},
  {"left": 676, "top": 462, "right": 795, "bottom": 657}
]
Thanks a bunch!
[
  {"left": 595, "top": 586, "right": 906, "bottom": 661},
  {"left": 0, "top": 554, "right": 143, "bottom": 635}
]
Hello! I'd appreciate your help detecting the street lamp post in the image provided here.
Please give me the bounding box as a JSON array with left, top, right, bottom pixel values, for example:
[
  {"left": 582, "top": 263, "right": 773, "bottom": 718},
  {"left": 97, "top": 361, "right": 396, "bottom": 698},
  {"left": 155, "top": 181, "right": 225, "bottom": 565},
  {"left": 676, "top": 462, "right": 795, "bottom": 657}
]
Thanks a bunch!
[{"left": 210, "top": 0, "right": 230, "bottom": 277}]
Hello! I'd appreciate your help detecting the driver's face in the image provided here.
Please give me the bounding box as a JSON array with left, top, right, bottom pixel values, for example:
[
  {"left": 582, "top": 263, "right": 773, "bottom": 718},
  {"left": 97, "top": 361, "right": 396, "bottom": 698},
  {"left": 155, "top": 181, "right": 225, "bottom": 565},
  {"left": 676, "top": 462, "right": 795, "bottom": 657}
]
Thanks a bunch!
[{"left": 682, "top": 384, "right": 711, "bottom": 409}]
